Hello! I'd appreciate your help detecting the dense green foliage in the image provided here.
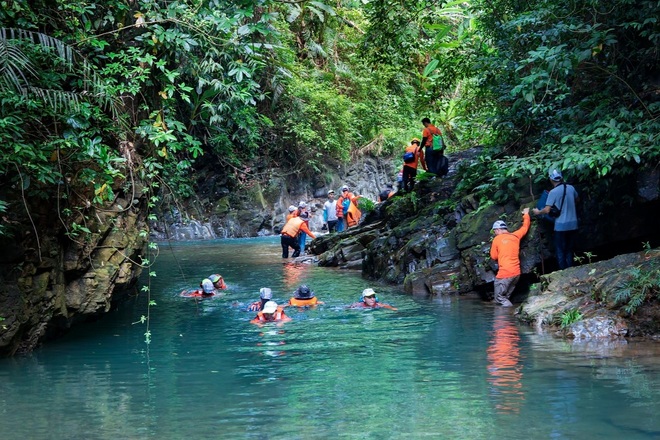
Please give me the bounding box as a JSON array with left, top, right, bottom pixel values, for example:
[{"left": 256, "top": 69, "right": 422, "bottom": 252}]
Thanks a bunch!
[{"left": 0, "top": 0, "right": 658, "bottom": 240}]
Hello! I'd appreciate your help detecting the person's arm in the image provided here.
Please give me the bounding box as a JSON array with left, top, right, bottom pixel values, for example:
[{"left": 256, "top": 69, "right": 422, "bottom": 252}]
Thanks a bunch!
[
  {"left": 418, "top": 148, "right": 427, "bottom": 171},
  {"left": 533, "top": 205, "right": 550, "bottom": 215},
  {"left": 490, "top": 240, "right": 499, "bottom": 262},
  {"left": 513, "top": 209, "right": 531, "bottom": 238},
  {"left": 299, "top": 222, "right": 316, "bottom": 239},
  {"left": 378, "top": 303, "right": 398, "bottom": 311}
]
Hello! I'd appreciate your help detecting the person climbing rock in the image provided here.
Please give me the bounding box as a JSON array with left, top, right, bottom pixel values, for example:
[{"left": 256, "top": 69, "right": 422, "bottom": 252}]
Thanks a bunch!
[
  {"left": 402, "top": 138, "right": 427, "bottom": 192},
  {"left": 490, "top": 208, "right": 531, "bottom": 306},
  {"left": 420, "top": 117, "right": 444, "bottom": 175}
]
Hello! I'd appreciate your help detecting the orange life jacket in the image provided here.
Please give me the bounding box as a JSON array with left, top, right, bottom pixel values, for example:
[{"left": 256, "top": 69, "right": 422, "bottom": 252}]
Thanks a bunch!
[
  {"left": 253, "top": 307, "right": 287, "bottom": 322},
  {"left": 289, "top": 297, "right": 319, "bottom": 306},
  {"left": 346, "top": 197, "right": 362, "bottom": 227},
  {"left": 281, "top": 217, "right": 304, "bottom": 237}
]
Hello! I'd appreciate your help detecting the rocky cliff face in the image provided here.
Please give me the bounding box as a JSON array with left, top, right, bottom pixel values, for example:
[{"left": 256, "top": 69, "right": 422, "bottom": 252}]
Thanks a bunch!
[
  {"left": 0, "top": 199, "right": 147, "bottom": 356},
  {"left": 308, "top": 149, "right": 660, "bottom": 308},
  {"left": 149, "top": 155, "right": 399, "bottom": 239}
]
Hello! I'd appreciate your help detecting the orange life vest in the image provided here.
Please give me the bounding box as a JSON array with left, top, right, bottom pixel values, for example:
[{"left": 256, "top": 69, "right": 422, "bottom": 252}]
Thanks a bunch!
[
  {"left": 254, "top": 307, "right": 287, "bottom": 322},
  {"left": 281, "top": 217, "right": 304, "bottom": 237},
  {"left": 289, "top": 297, "right": 319, "bottom": 306},
  {"left": 346, "top": 198, "right": 362, "bottom": 227}
]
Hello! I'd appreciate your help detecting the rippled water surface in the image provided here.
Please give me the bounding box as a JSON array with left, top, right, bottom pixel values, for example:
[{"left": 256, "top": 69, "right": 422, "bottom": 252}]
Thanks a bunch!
[{"left": 1, "top": 237, "right": 659, "bottom": 439}]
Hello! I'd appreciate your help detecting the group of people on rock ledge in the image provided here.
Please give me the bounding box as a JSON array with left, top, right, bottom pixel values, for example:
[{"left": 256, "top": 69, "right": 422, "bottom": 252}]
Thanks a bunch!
[
  {"left": 280, "top": 118, "right": 449, "bottom": 259},
  {"left": 490, "top": 169, "right": 579, "bottom": 306}
]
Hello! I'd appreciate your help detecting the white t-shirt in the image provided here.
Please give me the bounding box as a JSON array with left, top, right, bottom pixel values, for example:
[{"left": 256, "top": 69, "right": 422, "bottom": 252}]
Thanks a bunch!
[{"left": 323, "top": 200, "right": 338, "bottom": 222}]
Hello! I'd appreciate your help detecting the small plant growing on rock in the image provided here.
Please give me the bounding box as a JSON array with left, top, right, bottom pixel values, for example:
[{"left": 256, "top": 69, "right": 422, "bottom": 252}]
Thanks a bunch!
[
  {"left": 615, "top": 267, "right": 660, "bottom": 315},
  {"left": 559, "top": 309, "right": 583, "bottom": 328}
]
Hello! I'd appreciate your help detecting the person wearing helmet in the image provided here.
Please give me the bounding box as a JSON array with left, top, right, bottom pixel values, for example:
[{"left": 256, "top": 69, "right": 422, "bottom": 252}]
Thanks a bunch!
[
  {"left": 348, "top": 288, "right": 397, "bottom": 310},
  {"left": 336, "top": 185, "right": 358, "bottom": 230},
  {"left": 286, "top": 205, "right": 297, "bottom": 222},
  {"left": 490, "top": 207, "right": 531, "bottom": 306},
  {"left": 296, "top": 202, "right": 312, "bottom": 255},
  {"left": 402, "top": 138, "right": 427, "bottom": 192},
  {"left": 532, "top": 169, "right": 580, "bottom": 270},
  {"left": 281, "top": 211, "right": 316, "bottom": 258},
  {"left": 199, "top": 274, "right": 227, "bottom": 296},
  {"left": 250, "top": 301, "right": 291, "bottom": 325},
  {"left": 247, "top": 287, "right": 274, "bottom": 311},
  {"left": 287, "top": 284, "right": 324, "bottom": 307}
]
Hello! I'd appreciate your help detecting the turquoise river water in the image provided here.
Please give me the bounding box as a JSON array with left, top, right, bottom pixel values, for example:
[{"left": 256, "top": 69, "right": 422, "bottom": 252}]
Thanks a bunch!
[{"left": 1, "top": 237, "right": 659, "bottom": 439}]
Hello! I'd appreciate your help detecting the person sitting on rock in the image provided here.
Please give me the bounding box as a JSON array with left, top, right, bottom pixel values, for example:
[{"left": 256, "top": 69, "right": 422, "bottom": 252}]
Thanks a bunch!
[
  {"left": 348, "top": 288, "right": 397, "bottom": 310},
  {"left": 247, "top": 287, "right": 273, "bottom": 311},
  {"left": 250, "top": 301, "right": 291, "bottom": 325},
  {"left": 287, "top": 284, "right": 324, "bottom": 307}
]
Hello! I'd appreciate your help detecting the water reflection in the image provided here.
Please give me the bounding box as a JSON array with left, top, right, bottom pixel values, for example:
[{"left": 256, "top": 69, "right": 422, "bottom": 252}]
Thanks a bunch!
[
  {"left": 487, "top": 308, "right": 525, "bottom": 414},
  {"left": 282, "top": 262, "right": 309, "bottom": 291}
]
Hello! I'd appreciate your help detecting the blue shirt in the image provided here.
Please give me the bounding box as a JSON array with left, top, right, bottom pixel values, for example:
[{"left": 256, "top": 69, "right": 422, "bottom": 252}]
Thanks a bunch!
[{"left": 546, "top": 183, "right": 578, "bottom": 231}]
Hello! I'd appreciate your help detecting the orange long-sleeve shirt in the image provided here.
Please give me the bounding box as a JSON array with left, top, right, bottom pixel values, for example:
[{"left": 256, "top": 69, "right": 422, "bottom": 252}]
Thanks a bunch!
[{"left": 490, "top": 213, "right": 530, "bottom": 279}]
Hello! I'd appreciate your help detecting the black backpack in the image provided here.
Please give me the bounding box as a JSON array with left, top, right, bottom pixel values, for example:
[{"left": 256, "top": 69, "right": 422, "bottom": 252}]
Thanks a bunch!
[{"left": 437, "top": 155, "right": 449, "bottom": 177}]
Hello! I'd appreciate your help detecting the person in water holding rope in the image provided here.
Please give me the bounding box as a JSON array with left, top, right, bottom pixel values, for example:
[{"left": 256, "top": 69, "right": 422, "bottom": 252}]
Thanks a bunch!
[
  {"left": 247, "top": 287, "right": 273, "bottom": 311},
  {"left": 250, "top": 301, "right": 291, "bottom": 325},
  {"left": 348, "top": 288, "right": 397, "bottom": 310},
  {"left": 490, "top": 208, "right": 531, "bottom": 306},
  {"left": 287, "top": 284, "right": 324, "bottom": 307}
]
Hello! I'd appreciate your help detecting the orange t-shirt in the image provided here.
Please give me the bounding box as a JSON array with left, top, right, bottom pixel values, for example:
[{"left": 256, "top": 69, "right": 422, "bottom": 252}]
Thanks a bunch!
[
  {"left": 422, "top": 124, "right": 442, "bottom": 147},
  {"left": 490, "top": 214, "right": 530, "bottom": 279},
  {"left": 404, "top": 144, "right": 426, "bottom": 170}
]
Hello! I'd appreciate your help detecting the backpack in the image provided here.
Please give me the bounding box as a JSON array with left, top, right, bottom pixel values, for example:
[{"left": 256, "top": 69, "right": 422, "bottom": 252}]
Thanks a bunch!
[
  {"left": 437, "top": 155, "right": 449, "bottom": 177},
  {"left": 403, "top": 151, "right": 415, "bottom": 163},
  {"left": 432, "top": 134, "right": 444, "bottom": 151}
]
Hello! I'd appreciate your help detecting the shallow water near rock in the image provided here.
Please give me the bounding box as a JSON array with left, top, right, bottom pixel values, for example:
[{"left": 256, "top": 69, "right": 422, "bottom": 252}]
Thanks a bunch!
[{"left": 1, "top": 237, "right": 659, "bottom": 439}]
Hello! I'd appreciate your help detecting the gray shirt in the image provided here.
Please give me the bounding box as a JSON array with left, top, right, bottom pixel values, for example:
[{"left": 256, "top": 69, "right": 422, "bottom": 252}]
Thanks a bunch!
[{"left": 546, "top": 183, "right": 578, "bottom": 231}]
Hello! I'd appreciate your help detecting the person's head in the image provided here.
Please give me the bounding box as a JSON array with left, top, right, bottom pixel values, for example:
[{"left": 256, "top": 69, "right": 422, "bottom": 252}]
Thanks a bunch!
[
  {"left": 386, "top": 183, "right": 393, "bottom": 189},
  {"left": 362, "top": 288, "right": 377, "bottom": 305},
  {"left": 327, "top": 189, "right": 335, "bottom": 199},
  {"left": 298, "top": 201, "right": 307, "bottom": 210},
  {"left": 209, "top": 274, "right": 225, "bottom": 288},
  {"left": 549, "top": 169, "right": 563, "bottom": 185},
  {"left": 341, "top": 185, "right": 349, "bottom": 194},
  {"left": 300, "top": 211, "right": 309, "bottom": 220},
  {"left": 201, "top": 279, "right": 215, "bottom": 294},
  {"left": 260, "top": 287, "right": 272, "bottom": 300},
  {"left": 295, "top": 284, "right": 313, "bottom": 299},
  {"left": 262, "top": 301, "right": 278, "bottom": 319},
  {"left": 491, "top": 220, "right": 508, "bottom": 235},
  {"left": 411, "top": 138, "right": 420, "bottom": 146},
  {"left": 421, "top": 117, "right": 431, "bottom": 127},
  {"left": 288, "top": 205, "right": 296, "bottom": 213}
]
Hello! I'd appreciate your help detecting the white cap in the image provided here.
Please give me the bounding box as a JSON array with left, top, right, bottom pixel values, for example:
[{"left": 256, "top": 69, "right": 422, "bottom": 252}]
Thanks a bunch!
[
  {"left": 549, "top": 169, "right": 563, "bottom": 181},
  {"left": 260, "top": 288, "right": 272, "bottom": 300},
  {"left": 298, "top": 201, "right": 307, "bottom": 208},
  {"left": 263, "top": 301, "right": 278, "bottom": 314},
  {"left": 362, "top": 288, "right": 376, "bottom": 298},
  {"left": 288, "top": 205, "right": 296, "bottom": 212}
]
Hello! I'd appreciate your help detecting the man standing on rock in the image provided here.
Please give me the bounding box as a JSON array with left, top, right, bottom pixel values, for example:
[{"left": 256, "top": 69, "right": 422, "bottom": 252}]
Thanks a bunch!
[
  {"left": 323, "top": 190, "right": 339, "bottom": 233},
  {"left": 532, "top": 169, "right": 580, "bottom": 270},
  {"left": 490, "top": 208, "right": 531, "bottom": 306}
]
